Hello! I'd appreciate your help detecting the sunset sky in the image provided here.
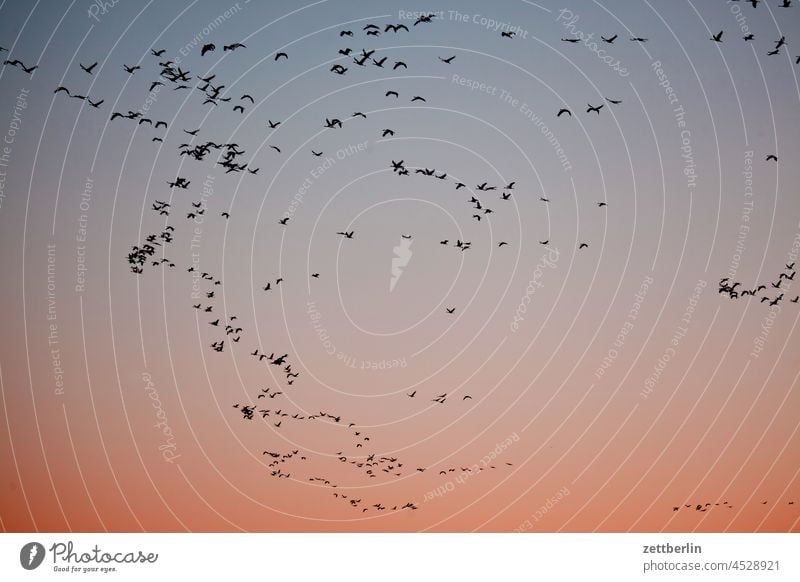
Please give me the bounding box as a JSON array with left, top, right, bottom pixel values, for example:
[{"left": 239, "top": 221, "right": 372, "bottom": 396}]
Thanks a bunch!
[{"left": 1, "top": 0, "right": 799, "bottom": 533}]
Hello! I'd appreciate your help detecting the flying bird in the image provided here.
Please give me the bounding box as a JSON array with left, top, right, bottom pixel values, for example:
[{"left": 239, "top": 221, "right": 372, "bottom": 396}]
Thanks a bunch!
[{"left": 80, "top": 61, "right": 98, "bottom": 74}]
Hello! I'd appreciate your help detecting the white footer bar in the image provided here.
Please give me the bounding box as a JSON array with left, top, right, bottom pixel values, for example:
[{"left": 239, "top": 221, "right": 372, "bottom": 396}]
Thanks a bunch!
[{"left": 1, "top": 533, "right": 798, "bottom": 581}]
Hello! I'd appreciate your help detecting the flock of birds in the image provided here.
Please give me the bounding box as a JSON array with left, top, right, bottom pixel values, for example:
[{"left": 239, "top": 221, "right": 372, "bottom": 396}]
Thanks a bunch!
[
  {"left": 89, "top": 16, "right": 519, "bottom": 516},
  {"left": 2, "top": 4, "right": 797, "bottom": 520},
  {"left": 708, "top": 30, "right": 800, "bottom": 62}
]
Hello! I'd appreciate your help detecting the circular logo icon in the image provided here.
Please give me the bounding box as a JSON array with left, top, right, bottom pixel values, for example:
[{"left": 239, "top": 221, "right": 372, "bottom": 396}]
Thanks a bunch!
[{"left": 19, "top": 542, "right": 46, "bottom": 570}]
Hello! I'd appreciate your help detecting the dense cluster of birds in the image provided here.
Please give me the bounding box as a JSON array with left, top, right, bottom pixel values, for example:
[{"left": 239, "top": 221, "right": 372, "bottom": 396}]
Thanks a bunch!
[
  {"left": 3, "top": 4, "right": 797, "bottom": 519},
  {"left": 718, "top": 263, "right": 798, "bottom": 306}
]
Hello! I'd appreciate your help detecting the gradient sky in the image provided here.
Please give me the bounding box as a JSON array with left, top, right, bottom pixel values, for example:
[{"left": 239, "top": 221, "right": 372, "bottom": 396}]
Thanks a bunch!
[{"left": 1, "top": 0, "right": 799, "bottom": 533}]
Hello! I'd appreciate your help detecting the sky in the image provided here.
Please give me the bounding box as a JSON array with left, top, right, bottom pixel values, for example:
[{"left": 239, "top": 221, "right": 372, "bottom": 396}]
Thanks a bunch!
[{"left": 0, "top": 0, "right": 799, "bottom": 533}]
